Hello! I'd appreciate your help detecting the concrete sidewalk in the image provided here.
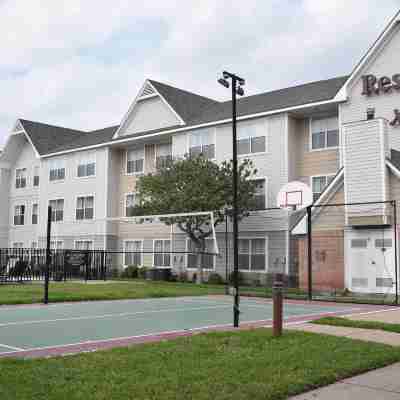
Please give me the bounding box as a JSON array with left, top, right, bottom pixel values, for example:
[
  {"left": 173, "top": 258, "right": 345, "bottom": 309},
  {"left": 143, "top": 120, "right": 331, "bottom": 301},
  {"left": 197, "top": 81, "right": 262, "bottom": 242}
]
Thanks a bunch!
[{"left": 290, "top": 362, "right": 400, "bottom": 399}]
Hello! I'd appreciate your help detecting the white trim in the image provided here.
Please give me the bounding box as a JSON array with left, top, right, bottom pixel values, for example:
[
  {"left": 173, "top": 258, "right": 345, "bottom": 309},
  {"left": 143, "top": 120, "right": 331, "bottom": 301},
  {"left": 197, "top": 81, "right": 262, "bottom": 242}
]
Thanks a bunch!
[
  {"left": 152, "top": 238, "right": 172, "bottom": 268},
  {"left": 123, "top": 239, "right": 144, "bottom": 267},
  {"left": 335, "top": 11, "right": 400, "bottom": 100},
  {"left": 75, "top": 151, "right": 97, "bottom": 179},
  {"left": 17, "top": 120, "right": 41, "bottom": 159},
  {"left": 237, "top": 236, "right": 269, "bottom": 273},
  {"left": 309, "top": 116, "right": 339, "bottom": 152},
  {"left": 11, "top": 201, "right": 27, "bottom": 227},
  {"left": 125, "top": 146, "right": 145, "bottom": 175},
  {"left": 185, "top": 237, "right": 216, "bottom": 271},
  {"left": 48, "top": 198, "right": 65, "bottom": 223},
  {"left": 310, "top": 174, "right": 336, "bottom": 201},
  {"left": 186, "top": 127, "right": 217, "bottom": 160},
  {"left": 114, "top": 80, "right": 185, "bottom": 139},
  {"left": 48, "top": 158, "right": 66, "bottom": 183},
  {"left": 42, "top": 98, "right": 344, "bottom": 159},
  {"left": 75, "top": 194, "right": 95, "bottom": 222}
]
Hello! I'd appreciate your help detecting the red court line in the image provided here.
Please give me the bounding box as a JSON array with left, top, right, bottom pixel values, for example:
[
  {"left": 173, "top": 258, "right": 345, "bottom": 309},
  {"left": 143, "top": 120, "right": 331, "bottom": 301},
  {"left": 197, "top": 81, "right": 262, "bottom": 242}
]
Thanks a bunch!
[{"left": 0, "top": 301, "right": 391, "bottom": 359}]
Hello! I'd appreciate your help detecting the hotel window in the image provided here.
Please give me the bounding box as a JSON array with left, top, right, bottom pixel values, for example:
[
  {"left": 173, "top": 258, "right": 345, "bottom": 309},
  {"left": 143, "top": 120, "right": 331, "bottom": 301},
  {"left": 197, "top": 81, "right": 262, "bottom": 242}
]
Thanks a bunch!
[
  {"left": 187, "top": 239, "right": 215, "bottom": 270},
  {"left": 239, "top": 238, "right": 266, "bottom": 271},
  {"left": 76, "top": 196, "right": 94, "bottom": 220},
  {"left": 33, "top": 166, "right": 40, "bottom": 187},
  {"left": 312, "top": 175, "right": 334, "bottom": 202},
  {"left": 156, "top": 143, "right": 173, "bottom": 169},
  {"left": 75, "top": 241, "right": 93, "bottom": 250},
  {"left": 49, "top": 159, "right": 65, "bottom": 181},
  {"left": 49, "top": 199, "right": 64, "bottom": 222},
  {"left": 124, "top": 240, "right": 142, "bottom": 266},
  {"left": 15, "top": 168, "right": 27, "bottom": 188},
  {"left": 253, "top": 179, "right": 266, "bottom": 210},
  {"left": 32, "top": 204, "right": 38, "bottom": 225},
  {"left": 77, "top": 153, "right": 96, "bottom": 177},
  {"left": 125, "top": 193, "right": 137, "bottom": 217},
  {"left": 189, "top": 129, "right": 215, "bottom": 159},
  {"left": 127, "top": 148, "right": 144, "bottom": 174},
  {"left": 311, "top": 117, "right": 339, "bottom": 150},
  {"left": 50, "top": 241, "right": 63, "bottom": 251},
  {"left": 154, "top": 239, "right": 171, "bottom": 267},
  {"left": 14, "top": 205, "right": 25, "bottom": 225},
  {"left": 237, "top": 122, "right": 266, "bottom": 155}
]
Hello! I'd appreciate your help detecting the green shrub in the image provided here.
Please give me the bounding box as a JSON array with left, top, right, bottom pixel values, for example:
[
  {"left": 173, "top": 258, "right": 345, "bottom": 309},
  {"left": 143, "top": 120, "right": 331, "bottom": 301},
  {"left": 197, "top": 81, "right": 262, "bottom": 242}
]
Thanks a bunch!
[
  {"left": 177, "top": 271, "right": 188, "bottom": 282},
  {"left": 228, "top": 271, "right": 244, "bottom": 286},
  {"left": 121, "top": 265, "right": 139, "bottom": 279},
  {"left": 207, "top": 272, "right": 224, "bottom": 285},
  {"left": 138, "top": 267, "right": 148, "bottom": 279},
  {"left": 110, "top": 268, "right": 121, "bottom": 279}
]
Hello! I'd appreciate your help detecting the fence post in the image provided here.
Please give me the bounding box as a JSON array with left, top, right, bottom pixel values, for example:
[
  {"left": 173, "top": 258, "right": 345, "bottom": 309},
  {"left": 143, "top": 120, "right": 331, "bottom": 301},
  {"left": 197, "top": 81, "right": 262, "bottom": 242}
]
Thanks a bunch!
[
  {"left": 307, "top": 205, "right": 312, "bottom": 301},
  {"left": 44, "top": 206, "right": 52, "bottom": 305},
  {"left": 393, "top": 200, "right": 398, "bottom": 306}
]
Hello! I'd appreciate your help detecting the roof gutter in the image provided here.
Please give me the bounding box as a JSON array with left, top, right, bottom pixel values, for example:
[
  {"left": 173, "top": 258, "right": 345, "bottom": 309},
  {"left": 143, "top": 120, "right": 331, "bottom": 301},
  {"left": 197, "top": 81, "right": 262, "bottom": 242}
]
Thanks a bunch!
[{"left": 41, "top": 97, "right": 345, "bottom": 158}]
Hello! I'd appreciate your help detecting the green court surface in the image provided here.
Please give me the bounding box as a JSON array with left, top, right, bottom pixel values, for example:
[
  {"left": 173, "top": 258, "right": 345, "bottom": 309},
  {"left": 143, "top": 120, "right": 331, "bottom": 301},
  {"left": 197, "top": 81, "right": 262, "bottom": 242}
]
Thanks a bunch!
[{"left": 0, "top": 296, "right": 364, "bottom": 358}]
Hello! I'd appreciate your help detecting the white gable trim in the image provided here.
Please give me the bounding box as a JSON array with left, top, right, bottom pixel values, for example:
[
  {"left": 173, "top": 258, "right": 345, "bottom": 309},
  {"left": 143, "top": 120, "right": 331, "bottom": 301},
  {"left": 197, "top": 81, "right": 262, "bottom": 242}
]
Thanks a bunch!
[
  {"left": 386, "top": 159, "right": 400, "bottom": 179},
  {"left": 335, "top": 10, "right": 400, "bottom": 100},
  {"left": 1, "top": 119, "right": 40, "bottom": 160},
  {"left": 113, "top": 80, "right": 185, "bottom": 139}
]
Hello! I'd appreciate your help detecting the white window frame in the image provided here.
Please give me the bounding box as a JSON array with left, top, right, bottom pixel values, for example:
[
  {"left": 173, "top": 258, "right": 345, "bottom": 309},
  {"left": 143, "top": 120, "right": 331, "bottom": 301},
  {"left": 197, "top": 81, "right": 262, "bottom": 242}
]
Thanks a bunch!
[
  {"left": 126, "top": 147, "right": 145, "bottom": 175},
  {"left": 309, "top": 116, "right": 339, "bottom": 152},
  {"left": 249, "top": 176, "right": 268, "bottom": 210},
  {"left": 152, "top": 239, "right": 172, "bottom": 268},
  {"left": 75, "top": 195, "right": 95, "bottom": 221},
  {"left": 185, "top": 238, "right": 216, "bottom": 271},
  {"left": 32, "top": 203, "right": 39, "bottom": 225},
  {"left": 237, "top": 119, "right": 268, "bottom": 157},
  {"left": 310, "top": 174, "right": 335, "bottom": 203},
  {"left": 125, "top": 192, "right": 137, "bottom": 217},
  {"left": 238, "top": 237, "right": 268, "bottom": 273},
  {"left": 49, "top": 159, "right": 66, "bottom": 182},
  {"left": 76, "top": 152, "right": 96, "bottom": 178},
  {"left": 49, "top": 198, "right": 65, "bottom": 223},
  {"left": 13, "top": 203, "right": 26, "bottom": 226},
  {"left": 33, "top": 166, "right": 40, "bottom": 187},
  {"left": 123, "top": 239, "right": 143, "bottom": 267},
  {"left": 187, "top": 128, "right": 216, "bottom": 160},
  {"left": 15, "top": 168, "right": 27, "bottom": 189},
  {"left": 155, "top": 142, "right": 173, "bottom": 169},
  {"left": 74, "top": 240, "right": 94, "bottom": 250}
]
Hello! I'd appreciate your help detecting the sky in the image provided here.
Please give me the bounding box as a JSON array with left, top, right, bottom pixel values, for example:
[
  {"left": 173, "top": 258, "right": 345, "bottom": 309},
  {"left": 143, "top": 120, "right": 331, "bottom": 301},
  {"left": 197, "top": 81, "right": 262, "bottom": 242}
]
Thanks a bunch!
[{"left": 1, "top": 0, "right": 400, "bottom": 146}]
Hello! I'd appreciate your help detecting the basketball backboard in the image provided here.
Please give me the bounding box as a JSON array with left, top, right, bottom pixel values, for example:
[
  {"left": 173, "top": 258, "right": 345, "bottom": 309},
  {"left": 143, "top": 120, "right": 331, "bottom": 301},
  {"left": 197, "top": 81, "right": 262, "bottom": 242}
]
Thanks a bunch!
[{"left": 277, "top": 181, "right": 313, "bottom": 211}]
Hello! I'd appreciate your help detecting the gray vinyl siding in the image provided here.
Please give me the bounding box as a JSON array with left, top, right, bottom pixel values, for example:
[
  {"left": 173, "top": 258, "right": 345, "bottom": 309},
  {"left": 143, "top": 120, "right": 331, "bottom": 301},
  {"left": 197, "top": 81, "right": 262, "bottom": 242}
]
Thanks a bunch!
[{"left": 0, "top": 168, "right": 10, "bottom": 247}]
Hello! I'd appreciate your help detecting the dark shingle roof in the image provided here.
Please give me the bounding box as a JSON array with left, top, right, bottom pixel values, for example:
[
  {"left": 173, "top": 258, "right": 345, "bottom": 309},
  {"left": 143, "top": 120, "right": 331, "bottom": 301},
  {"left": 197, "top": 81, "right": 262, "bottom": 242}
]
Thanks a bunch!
[{"left": 20, "top": 75, "right": 348, "bottom": 155}]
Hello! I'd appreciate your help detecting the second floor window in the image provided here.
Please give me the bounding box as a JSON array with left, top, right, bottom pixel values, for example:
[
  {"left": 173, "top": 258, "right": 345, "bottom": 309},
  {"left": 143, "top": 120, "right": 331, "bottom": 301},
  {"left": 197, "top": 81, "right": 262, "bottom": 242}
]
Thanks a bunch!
[
  {"left": 49, "top": 160, "right": 65, "bottom": 181},
  {"left": 237, "top": 122, "right": 266, "bottom": 155},
  {"left": 49, "top": 199, "right": 64, "bottom": 222},
  {"left": 253, "top": 179, "right": 266, "bottom": 210},
  {"left": 32, "top": 204, "right": 38, "bottom": 225},
  {"left": 189, "top": 129, "right": 215, "bottom": 159},
  {"left": 14, "top": 205, "right": 25, "bottom": 225},
  {"left": 125, "top": 193, "right": 137, "bottom": 217},
  {"left": 76, "top": 196, "right": 94, "bottom": 220},
  {"left": 156, "top": 143, "right": 172, "bottom": 169},
  {"left": 33, "top": 166, "right": 40, "bottom": 187},
  {"left": 77, "top": 154, "right": 96, "bottom": 177},
  {"left": 127, "top": 148, "right": 144, "bottom": 174},
  {"left": 311, "top": 117, "right": 339, "bottom": 150},
  {"left": 312, "top": 175, "right": 334, "bottom": 202},
  {"left": 16, "top": 168, "right": 27, "bottom": 188}
]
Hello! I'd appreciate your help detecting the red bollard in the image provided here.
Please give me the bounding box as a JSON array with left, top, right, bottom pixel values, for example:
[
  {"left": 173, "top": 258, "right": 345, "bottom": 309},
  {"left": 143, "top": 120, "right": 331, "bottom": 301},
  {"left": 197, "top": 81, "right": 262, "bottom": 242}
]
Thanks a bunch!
[{"left": 273, "top": 273, "right": 284, "bottom": 337}]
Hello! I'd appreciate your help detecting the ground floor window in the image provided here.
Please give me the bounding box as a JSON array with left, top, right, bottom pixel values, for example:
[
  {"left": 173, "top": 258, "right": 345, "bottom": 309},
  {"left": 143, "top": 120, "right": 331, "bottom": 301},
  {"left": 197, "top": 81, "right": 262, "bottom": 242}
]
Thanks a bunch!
[
  {"left": 50, "top": 241, "right": 63, "bottom": 251},
  {"left": 186, "top": 239, "right": 215, "bottom": 270},
  {"left": 12, "top": 242, "right": 24, "bottom": 249},
  {"left": 153, "top": 239, "right": 171, "bottom": 267},
  {"left": 124, "top": 240, "right": 142, "bottom": 266},
  {"left": 75, "top": 241, "right": 93, "bottom": 250},
  {"left": 238, "top": 238, "right": 267, "bottom": 271}
]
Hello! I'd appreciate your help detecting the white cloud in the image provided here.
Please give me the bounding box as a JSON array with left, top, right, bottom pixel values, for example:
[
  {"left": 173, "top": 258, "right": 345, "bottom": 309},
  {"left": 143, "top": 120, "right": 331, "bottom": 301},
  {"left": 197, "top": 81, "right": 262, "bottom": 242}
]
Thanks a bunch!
[{"left": 0, "top": 0, "right": 399, "bottom": 145}]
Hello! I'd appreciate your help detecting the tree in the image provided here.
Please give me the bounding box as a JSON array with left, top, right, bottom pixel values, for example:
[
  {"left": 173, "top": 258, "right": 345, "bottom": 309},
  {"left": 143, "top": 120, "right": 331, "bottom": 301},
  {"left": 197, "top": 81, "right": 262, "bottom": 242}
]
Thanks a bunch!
[{"left": 135, "top": 155, "right": 258, "bottom": 283}]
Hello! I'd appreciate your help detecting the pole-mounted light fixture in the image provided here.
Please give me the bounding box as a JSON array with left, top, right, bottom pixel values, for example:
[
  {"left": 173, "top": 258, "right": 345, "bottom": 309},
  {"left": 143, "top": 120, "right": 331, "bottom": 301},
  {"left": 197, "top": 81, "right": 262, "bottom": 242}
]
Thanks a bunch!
[{"left": 218, "top": 70, "right": 245, "bottom": 328}]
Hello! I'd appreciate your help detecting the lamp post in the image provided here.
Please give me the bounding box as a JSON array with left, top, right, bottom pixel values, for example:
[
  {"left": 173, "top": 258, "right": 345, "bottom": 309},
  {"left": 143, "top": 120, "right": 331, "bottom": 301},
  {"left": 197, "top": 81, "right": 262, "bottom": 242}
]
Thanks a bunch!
[{"left": 218, "top": 71, "right": 245, "bottom": 328}]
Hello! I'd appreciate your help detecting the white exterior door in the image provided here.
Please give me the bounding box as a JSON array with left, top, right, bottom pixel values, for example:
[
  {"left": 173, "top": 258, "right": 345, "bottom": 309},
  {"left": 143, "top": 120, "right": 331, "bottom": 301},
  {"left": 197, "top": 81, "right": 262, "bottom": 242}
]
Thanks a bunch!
[{"left": 345, "top": 230, "right": 396, "bottom": 294}]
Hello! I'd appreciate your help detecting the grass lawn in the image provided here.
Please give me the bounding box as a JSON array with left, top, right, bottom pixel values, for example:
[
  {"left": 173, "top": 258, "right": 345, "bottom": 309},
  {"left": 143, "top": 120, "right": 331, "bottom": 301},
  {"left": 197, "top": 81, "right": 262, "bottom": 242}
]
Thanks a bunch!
[
  {"left": 1, "top": 329, "right": 400, "bottom": 400},
  {"left": 0, "top": 280, "right": 225, "bottom": 305},
  {"left": 312, "top": 316, "right": 400, "bottom": 334}
]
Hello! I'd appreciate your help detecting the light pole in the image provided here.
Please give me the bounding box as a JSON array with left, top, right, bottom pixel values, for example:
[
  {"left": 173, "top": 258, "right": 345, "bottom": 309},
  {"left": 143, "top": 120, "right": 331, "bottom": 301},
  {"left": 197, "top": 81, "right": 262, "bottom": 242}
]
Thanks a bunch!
[{"left": 218, "top": 71, "right": 245, "bottom": 327}]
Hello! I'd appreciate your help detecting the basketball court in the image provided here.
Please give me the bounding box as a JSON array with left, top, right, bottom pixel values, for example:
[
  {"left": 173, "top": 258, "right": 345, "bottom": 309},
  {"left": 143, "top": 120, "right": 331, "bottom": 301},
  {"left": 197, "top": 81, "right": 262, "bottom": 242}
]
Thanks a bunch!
[{"left": 0, "top": 296, "right": 390, "bottom": 359}]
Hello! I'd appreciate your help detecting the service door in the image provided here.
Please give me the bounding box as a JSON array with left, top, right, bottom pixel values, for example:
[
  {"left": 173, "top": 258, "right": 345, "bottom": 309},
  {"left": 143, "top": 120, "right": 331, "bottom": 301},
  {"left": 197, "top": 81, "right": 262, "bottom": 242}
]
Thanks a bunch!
[{"left": 345, "top": 230, "right": 396, "bottom": 295}]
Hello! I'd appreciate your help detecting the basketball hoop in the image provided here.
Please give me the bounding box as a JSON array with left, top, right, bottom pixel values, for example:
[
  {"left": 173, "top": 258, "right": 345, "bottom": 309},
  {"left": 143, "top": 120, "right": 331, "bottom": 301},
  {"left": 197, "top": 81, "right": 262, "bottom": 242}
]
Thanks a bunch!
[{"left": 277, "top": 181, "right": 313, "bottom": 212}]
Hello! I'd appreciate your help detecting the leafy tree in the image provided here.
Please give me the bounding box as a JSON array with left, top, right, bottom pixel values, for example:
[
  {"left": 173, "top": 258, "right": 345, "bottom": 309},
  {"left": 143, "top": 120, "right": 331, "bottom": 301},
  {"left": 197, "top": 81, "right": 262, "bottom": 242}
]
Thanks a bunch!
[{"left": 135, "top": 155, "right": 258, "bottom": 283}]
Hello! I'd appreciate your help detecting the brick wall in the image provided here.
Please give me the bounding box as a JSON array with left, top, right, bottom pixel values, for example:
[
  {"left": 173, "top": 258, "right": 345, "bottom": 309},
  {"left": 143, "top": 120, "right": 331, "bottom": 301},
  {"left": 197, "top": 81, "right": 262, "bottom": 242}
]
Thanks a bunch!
[{"left": 298, "top": 230, "right": 345, "bottom": 292}]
